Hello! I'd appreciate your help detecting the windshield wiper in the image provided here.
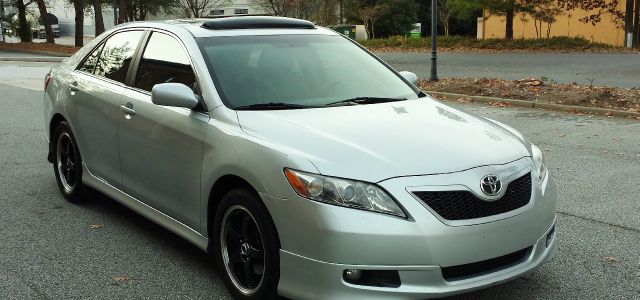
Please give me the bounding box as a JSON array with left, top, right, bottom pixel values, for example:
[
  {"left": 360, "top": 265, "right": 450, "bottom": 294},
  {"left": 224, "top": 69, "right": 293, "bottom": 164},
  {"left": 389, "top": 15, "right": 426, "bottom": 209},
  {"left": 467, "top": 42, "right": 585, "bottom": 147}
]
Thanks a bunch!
[
  {"left": 234, "top": 102, "right": 315, "bottom": 110},
  {"left": 324, "top": 97, "right": 406, "bottom": 107}
]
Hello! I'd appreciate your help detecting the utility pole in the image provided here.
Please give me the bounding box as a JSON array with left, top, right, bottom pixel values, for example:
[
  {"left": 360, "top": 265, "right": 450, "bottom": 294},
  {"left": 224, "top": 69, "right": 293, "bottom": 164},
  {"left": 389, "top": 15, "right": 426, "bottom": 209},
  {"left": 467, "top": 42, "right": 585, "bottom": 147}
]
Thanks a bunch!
[
  {"left": 625, "top": 0, "right": 634, "bottom": 48},
  {"left": 635, "top": 0, "right": 640, "bottom": 48},
  {"left": 430, "top": 0, "right": 438, "bottom": 81}
]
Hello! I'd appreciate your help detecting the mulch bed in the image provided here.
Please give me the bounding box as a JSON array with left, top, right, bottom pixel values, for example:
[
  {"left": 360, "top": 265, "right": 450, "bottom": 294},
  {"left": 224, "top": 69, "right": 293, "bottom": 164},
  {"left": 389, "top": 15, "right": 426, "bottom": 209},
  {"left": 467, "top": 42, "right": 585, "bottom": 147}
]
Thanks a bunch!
[
  {"left": 419, "top": 78, "right": 640, "bottom": 114},
  {"left": 0, "top": 42, "right": 80, "bottom": 55},
  {"left": 370, "top": 46, "right": 640, "bottom": 54}
]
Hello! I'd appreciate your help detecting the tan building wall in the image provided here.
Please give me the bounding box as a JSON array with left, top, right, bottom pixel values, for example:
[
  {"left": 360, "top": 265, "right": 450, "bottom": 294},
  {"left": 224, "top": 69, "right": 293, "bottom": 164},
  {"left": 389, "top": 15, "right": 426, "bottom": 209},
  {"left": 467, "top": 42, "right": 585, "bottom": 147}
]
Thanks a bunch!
[{"left": 478, "top": 1, "right": 627, "bottom": 46}]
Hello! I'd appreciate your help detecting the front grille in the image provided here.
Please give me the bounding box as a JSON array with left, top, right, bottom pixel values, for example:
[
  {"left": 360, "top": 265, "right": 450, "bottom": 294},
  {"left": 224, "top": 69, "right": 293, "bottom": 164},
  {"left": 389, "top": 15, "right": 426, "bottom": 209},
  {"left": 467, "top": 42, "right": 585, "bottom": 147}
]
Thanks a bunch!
[
  {"left": 413, "top": 173, "right": 532, "bottom": 221},
  {"left": 441, "top": 247, "right": 531, "bottom": 281}
]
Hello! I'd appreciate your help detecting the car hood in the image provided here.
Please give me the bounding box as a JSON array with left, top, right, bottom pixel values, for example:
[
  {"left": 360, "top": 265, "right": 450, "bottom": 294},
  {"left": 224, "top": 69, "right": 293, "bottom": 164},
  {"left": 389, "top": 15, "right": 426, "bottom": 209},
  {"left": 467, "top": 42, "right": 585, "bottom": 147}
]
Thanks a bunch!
[{"left": 236, "top": 98, "right": 531, "bottom": 183}]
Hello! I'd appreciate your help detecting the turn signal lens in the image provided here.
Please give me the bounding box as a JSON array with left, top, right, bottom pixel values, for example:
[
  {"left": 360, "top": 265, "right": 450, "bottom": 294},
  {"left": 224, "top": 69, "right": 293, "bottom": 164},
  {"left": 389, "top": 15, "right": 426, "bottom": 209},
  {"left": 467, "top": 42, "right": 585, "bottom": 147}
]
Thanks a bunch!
[
  {"left": 44, "top": 74, "right": 52, "bottom": 91},
  {"left": 283, "top": 168, "right": 406, "bottom": 218},
  {"left": 284, "top": 168, "right": 310, "bottom": 197}
]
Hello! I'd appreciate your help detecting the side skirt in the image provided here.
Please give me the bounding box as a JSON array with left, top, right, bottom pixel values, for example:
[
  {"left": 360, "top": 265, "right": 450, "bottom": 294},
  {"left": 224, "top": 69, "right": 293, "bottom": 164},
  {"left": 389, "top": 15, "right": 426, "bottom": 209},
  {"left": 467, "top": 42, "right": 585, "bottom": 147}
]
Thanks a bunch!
[{"left": 81, "top": 163, "right": 210, "bottom": 252}]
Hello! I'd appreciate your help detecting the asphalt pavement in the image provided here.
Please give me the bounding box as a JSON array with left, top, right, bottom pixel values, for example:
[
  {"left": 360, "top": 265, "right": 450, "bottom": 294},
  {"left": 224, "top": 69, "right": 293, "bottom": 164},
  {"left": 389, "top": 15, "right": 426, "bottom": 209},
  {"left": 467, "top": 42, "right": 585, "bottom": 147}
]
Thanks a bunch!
[
  {"left": 0, "top": 61, "right": 639, "bottom": 299},
  {"left": 376, "top": 52, "right": 640, "bottom": 88}
]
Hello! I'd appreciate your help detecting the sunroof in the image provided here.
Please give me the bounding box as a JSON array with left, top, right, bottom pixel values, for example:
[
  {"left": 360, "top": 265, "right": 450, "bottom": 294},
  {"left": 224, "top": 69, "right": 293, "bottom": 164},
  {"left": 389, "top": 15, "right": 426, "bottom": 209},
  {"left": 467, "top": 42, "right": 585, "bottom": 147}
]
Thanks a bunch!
[{"left": 201, "top": 16, "right": 315, "bottom": 30}]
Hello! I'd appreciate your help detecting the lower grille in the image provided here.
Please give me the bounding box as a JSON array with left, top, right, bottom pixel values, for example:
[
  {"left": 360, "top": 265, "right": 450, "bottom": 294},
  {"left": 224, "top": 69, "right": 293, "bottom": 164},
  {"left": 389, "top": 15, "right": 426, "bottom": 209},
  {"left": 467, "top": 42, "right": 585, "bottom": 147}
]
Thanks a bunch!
[
  {"left": 413, "top": 173, "right": 532, "bottom": 221},
  {"left": 441, "top": 247, "right": 531, "bottom": 281}
]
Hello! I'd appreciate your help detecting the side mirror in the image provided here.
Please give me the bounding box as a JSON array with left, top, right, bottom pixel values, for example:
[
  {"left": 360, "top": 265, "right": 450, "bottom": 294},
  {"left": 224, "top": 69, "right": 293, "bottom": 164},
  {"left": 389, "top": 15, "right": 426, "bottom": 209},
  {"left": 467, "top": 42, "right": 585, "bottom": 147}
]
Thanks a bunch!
[
  {"left": 151, "top": 83, "right": 198, "bottom": 109},
  {"left": 399, "top": 71, "right": 418, "bottom": 86}
]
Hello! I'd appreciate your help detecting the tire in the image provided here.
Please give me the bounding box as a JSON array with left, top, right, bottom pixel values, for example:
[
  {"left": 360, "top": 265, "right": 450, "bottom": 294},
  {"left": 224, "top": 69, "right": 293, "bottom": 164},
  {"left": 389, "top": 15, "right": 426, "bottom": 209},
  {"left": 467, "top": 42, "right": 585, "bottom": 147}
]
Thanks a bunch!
[
  {"left": 212, "top": 188, "right": 280, "bottom": 300},
  {"left": 52, "top": 121, "right": 91, "bottom": 203}
]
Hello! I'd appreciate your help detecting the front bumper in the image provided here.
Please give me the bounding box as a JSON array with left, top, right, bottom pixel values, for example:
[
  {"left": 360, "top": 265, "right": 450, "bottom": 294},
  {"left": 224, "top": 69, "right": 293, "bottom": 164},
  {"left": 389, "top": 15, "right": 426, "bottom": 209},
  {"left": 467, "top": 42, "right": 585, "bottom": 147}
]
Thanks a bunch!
[
  {"left": 278, "top": 221, "right": 556, "bottom": 300},
  {"left": 261, "top": 158, "right": 557, "bottom": 299}
]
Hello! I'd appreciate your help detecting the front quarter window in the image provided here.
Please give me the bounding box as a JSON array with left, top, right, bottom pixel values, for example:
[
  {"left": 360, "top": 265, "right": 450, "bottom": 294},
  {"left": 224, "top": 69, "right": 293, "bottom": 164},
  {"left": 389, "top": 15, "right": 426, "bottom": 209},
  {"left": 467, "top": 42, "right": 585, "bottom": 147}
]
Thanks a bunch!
[
  {"left": 77, "top": 43, "right": 104, "bottom": 74},
  {"left": 197, "top": 34, "right": 419, "bottom": 109},
  {"left": 134, "top": 32, "right": 196, "bottom": 92}
]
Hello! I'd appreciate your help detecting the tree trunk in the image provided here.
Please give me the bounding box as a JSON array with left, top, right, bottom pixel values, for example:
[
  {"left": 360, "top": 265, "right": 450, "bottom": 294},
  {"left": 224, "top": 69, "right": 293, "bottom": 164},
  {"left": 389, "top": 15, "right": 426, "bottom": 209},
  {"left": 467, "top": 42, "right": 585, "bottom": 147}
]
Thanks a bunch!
[
  {"left": 16, "top": 0, "right": 32, "bottom": 42},
  {"left": 36, "top": 0, "right": 54, "bottom": 43},
  {"left": 0, "top": 1, "right": 5, "bottom": 25},
  {"left": 443, "top": 17, "right": 449, "bottom": 36},
  {"left": 420, "top": 0, "right": 430, "bottom": 38},
  {"left": 634, "top": 0, "right": 640, "bottom": 48},
  {"left": 93, "top": 0, "right": 105, "bottom": 36},
  {"left": 74, "top": 0, "right": 84, "bottom": 47},
  {"left": 505, "top": 2, "right": 515, "bottom": 40},
  {"left": 118, "top": 0, "right": 127, "bottom": 23}
]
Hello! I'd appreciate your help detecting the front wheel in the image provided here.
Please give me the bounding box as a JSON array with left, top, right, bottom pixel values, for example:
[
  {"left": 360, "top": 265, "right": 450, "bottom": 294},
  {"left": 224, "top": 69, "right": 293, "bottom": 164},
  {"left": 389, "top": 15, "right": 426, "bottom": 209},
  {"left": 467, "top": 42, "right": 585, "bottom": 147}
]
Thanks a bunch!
[{"left": 213, "top": 189, "right": 280, "bottom": 300}]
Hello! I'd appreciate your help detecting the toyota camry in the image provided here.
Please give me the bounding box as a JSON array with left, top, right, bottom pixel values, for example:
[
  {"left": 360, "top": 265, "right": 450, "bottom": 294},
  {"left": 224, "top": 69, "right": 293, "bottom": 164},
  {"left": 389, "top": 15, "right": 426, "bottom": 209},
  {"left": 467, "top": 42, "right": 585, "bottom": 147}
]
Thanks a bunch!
[{"left": 43, "top": 16, "right": 557, "bottom": 300}]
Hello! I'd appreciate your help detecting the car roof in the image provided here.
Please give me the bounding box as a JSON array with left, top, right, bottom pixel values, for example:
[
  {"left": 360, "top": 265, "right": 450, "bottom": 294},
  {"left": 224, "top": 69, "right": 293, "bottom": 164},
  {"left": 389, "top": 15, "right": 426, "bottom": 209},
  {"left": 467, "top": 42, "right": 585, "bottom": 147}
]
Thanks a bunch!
[{"left": 117, "top": 16, "right": 339, "bottom": 38}]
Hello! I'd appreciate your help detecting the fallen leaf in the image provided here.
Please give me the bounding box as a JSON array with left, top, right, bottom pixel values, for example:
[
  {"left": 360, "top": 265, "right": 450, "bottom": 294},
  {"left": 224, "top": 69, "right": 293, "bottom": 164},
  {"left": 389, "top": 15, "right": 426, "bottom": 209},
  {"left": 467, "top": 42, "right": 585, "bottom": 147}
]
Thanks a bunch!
[
  {"left": 111, "top": 275, "right": 130, "bottom": 285},
  {"left": 603, "top": 256, "right": 619, "bottom": 262},
  {"left": 89, "top": 224, "right": 103, "bottom": 229}
]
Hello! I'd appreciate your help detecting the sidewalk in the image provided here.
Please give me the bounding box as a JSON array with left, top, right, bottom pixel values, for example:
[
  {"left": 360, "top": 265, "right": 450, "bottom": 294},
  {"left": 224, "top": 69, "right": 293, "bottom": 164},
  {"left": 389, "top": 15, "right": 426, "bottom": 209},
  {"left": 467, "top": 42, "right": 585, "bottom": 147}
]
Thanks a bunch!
[{"left": 0, "top": 49, "right": 67, "bottom": 62}]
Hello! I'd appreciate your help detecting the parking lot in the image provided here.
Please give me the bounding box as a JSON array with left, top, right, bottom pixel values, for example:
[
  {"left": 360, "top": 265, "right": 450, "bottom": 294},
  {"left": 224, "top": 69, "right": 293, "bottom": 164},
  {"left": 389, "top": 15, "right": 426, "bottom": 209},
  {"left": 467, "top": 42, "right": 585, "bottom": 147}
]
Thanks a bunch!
[{"left": 0, "top": 60, "right": 639, "bottom": 299}]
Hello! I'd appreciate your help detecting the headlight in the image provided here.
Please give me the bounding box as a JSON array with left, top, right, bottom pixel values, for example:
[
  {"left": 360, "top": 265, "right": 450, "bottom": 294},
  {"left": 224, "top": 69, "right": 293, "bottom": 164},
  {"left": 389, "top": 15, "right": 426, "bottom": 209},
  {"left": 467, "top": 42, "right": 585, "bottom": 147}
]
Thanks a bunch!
[
  {"left": 284, "top": 169, "right": 406, "bottom": 218},
  {"left": 531, "top": 144, "right": 548, "bottom": 182}
]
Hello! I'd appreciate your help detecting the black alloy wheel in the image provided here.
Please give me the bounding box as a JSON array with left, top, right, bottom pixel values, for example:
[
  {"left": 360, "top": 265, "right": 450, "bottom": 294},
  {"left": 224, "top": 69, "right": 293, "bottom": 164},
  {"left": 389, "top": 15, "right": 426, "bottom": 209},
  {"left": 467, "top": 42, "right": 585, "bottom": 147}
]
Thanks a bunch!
[
  {"left": 213, "top": 188, "right": 279, "bottom": 300},
  {"left": 52, "top": 121, "right": 90, "bottom": 202}
]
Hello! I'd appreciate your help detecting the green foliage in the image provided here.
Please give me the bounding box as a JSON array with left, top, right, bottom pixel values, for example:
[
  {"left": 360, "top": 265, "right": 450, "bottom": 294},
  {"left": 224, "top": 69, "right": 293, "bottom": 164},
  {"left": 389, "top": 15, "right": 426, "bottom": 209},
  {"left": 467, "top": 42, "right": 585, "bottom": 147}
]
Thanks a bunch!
[
  {"left": 360, "top": 35, "right": 615, "bottom": 50},
  {"left": 373, "top": 0, "right": 418, "bottom": 38},
  {"left": 445, "top": 0, "right": 483, "bottom": 21}
]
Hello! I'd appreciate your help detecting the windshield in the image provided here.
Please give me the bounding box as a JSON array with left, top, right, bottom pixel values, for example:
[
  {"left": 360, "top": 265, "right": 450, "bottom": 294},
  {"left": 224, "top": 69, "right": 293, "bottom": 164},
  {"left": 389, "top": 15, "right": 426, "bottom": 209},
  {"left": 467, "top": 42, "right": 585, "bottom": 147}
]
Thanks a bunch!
[{"left": 197, "top": 34, "right": 420, "bottom": 109}]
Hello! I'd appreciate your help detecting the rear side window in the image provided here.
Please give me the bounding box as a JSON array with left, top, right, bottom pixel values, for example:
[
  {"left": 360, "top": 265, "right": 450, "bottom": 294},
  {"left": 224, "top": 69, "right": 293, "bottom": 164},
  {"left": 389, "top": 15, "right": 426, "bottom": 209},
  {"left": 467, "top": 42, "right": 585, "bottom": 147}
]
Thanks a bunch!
[
  {"left": 94, "top": 30, "right": 144, "bottom": 84},
  {"left": 78, "top": 44, "right": 104, "bottom": 74},
  {"left": 134, "top": 32, "right": 196, "bottom": 92}
]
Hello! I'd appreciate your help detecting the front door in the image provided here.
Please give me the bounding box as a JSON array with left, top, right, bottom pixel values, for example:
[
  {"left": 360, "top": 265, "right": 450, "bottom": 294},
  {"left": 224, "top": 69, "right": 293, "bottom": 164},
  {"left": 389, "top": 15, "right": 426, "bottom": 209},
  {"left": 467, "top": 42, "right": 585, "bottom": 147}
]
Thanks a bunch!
[{"left": 117, "top": 31, "right": 208, "bottom": 229}]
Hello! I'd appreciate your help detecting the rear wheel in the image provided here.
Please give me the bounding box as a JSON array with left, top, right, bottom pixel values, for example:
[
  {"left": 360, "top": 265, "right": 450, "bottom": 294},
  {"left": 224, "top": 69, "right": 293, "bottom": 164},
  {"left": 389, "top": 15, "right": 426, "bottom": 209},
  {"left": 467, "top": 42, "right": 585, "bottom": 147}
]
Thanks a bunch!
[
  {"left": 52, "top": 121, "right": 91, "bottom": 203},
  {"left": 213, "top": 189, "right": 279, "bottom": 300}
]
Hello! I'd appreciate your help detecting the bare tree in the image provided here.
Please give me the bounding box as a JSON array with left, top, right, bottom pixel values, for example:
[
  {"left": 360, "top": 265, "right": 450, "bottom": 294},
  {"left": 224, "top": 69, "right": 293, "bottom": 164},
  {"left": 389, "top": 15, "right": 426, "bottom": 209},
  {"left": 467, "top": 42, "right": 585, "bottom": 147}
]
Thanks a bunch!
[
  {"left": 172, "top": 0, "right": 231, "bottom": 18},
  {"left": 438, "top": 0, "right": 452, "bottom": 36},
  {"left": 357, "top": 3, "right": 389, "bottom": 39},
  {"left": 348, "top": 0, "right": 389, "bottom": 39},
  {"left": 252, "top": 0, "right": 324, "bottom": 20},
  {"left": 528, "top": 0, "right": 562, "bottom": 38}
]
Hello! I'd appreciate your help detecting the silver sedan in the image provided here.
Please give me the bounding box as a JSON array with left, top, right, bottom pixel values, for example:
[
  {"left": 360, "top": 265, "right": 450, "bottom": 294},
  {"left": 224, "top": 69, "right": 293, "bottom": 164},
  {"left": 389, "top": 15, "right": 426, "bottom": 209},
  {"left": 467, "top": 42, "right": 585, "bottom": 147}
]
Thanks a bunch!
[{"left": 43, "top": 16, "right": 556, "bottom": 300}]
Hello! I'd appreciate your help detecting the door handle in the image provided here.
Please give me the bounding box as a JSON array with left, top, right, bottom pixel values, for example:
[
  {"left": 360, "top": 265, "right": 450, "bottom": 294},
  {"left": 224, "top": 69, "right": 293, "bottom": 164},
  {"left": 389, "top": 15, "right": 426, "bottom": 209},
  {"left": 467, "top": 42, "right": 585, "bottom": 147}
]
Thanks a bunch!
[
  {"left": 69, "top": 81, "right": 79, "bottom": 92},
  {"left": 120, "top": 103, "right": 136, "bottom": 116}
]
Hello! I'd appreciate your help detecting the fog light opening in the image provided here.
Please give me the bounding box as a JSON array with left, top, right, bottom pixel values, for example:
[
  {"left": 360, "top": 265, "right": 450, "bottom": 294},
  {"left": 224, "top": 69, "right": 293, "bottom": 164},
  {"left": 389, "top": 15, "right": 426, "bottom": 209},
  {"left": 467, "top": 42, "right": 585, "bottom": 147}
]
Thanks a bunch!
[
  {"left": 546, "top": 225, "right": 555, "bottom": 248},
  {"left": 344, "top": 269, "right": 361, "bottom": 281},
  {"left": 343, "top": 270, "right": 401, "bottom": 288}
]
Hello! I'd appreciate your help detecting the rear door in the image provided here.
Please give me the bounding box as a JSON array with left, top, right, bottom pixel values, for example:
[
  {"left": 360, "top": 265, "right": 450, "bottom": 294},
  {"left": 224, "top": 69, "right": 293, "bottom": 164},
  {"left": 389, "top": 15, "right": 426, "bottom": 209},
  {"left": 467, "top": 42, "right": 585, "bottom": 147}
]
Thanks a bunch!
[
  {"left": 117, "top": 31, "right": 208, "bottom": 229},
  {"left": 66, "top": 30, "right": 144, "bottom": 187}
]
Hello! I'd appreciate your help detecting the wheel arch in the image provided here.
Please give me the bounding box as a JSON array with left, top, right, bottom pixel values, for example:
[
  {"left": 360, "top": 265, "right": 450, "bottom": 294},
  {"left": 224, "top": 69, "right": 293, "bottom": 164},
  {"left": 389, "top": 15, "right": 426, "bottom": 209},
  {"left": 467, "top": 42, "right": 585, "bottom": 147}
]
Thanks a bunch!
[
  {"left": 48, "top": 113, "right": 67, "bottom": 163},
  {"left": 206, "top": 174, "right": 281, "bottom": 252}
]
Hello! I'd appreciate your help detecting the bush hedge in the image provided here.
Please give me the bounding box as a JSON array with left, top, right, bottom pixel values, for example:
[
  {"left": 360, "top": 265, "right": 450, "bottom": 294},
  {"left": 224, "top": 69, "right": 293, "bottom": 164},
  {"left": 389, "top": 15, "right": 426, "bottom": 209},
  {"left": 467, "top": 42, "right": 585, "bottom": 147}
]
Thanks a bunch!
[{"left": 360, "top": 36, "right": 615, "bottom": 51}]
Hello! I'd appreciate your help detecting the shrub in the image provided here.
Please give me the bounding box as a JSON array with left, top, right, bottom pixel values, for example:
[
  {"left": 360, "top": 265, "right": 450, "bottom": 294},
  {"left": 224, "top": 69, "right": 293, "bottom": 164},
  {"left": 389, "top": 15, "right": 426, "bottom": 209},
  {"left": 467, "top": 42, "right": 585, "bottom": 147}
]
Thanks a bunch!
[{"left": 359, "top": 36, "right": 614, "bottom": 50}]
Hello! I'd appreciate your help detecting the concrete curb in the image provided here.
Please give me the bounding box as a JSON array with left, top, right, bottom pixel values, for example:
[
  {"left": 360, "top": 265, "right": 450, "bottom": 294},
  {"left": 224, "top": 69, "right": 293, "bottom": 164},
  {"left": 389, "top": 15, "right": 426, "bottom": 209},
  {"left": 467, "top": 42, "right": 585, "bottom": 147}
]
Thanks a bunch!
[{"left": 427, "top": 91, "right": 640, "bottom": 119}]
